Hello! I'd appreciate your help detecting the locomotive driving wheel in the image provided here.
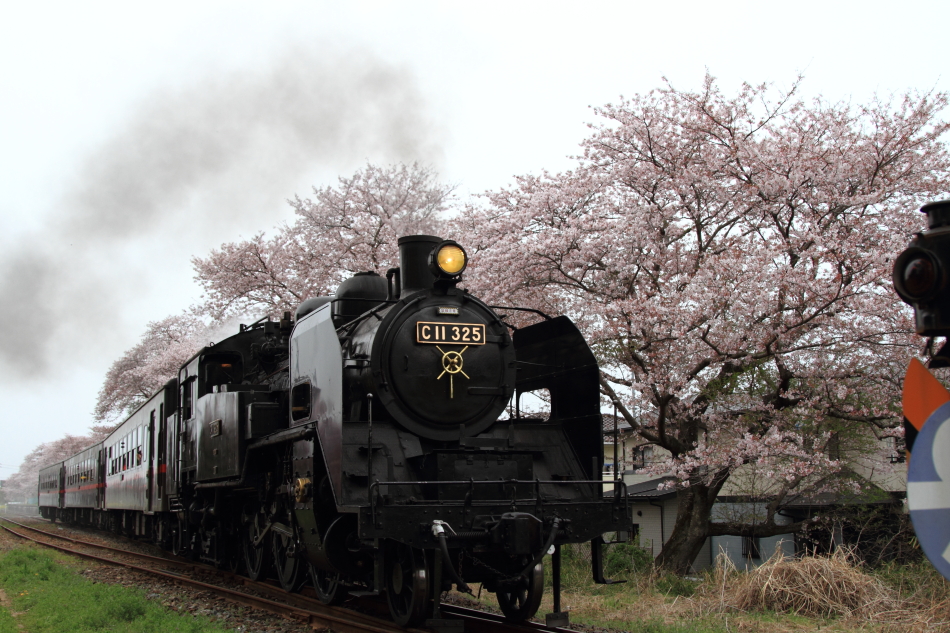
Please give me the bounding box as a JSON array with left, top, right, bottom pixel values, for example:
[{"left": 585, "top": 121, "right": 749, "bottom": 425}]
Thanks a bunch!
[
  {"left": 241, "top": 507, "right": 272, "bottom": 582},
  {"left": 385, "top": 541, "right": 430, "bottom": 627},
  {"left": 310, "top": 563, "right": 346, "bottom": 605},
  {"left": 496, "top": 563, "right": 544, "bottom": 623},
  {"left": 272, "top": 526, "right": 307, "bottom": 592},
  {"left": 172, "top": 516, "right": 195, "bottom": 559}
]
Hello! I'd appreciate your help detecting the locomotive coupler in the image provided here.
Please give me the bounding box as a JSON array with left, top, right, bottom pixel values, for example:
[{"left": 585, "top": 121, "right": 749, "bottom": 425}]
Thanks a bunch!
[
  {"left": 486, "top": 513, "right": 563, "bottom": 581},
  {"left": 517, "top": 516, "right": 560, "bottom": 580}
]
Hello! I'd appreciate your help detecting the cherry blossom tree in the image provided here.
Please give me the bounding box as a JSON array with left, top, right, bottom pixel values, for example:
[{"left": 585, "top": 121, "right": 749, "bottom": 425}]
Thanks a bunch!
[
  {"left": 193, "top": 162, "right": 454, "bottom": 318},
  {"left": 93, "top": 313, "right": 209, "bottom": 428},
  {"left": 459, "top": 75, "right": 950, "bottom": 573},
  {"left": 3, "top": 434, "right": 92, "bottom": 503}
]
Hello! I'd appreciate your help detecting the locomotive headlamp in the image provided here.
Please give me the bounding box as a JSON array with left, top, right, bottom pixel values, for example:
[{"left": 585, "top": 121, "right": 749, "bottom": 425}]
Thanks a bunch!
[{"left": 430, "top": 241, "right": 467, "bottom": 278}]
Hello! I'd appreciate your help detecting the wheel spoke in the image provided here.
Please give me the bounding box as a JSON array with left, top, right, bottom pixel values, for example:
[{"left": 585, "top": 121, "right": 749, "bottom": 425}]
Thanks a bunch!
[
  {"left": 242, "top": 508, "right": 272, "bottom": 582},
  {"left": 310, "top": 563, "right": 346, "bottom": 605},
  {"left": 272, "top": 531, "right": 306, "bottom": 592},
  {"left": 385, "top": 542, "right": 430, "bottom": 627}
]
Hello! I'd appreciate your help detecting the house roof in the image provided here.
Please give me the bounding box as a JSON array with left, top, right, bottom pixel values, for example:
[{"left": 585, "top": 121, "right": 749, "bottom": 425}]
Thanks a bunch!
[
  {"left": 602, "top": 413, "right": 634, "bottom": 434},
  {"left": 624, "top": 476, "right": 678, "bottom": 499}
]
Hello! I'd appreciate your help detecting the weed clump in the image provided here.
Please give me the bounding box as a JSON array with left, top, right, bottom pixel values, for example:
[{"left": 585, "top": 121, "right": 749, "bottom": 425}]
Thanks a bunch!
[{"left": 727, "top": 548, "right": 898, "bottom": 618}]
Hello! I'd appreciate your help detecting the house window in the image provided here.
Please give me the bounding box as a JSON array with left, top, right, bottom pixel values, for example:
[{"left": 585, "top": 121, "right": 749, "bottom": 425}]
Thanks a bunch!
[
  {"left": 632, "top": 446, "right": 652, "bottom": 469},
  {"left": 742, "top": 536, "right": 761, "bottom": 559},
  {"left": 891, "top": 436, "right": 907, "bottom": 464}
]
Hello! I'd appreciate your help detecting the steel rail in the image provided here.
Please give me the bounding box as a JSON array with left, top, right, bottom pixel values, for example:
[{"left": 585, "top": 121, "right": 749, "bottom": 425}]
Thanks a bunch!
[
  {"left": 0, "top": 518, "right": 409, "bottom": 633},
  {"left": 438, "top": 605, "right": 584, "bottom": 633},
  {"left": 0, "top": 517, "right": 203, "bottom": 572}
]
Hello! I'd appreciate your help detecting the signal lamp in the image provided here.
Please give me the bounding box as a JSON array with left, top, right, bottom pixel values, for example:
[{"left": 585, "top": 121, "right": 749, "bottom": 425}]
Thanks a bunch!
[
  {"left": 430, "top": 241, "right": 467, "bottom": 278},
  {"left": 894, "top": 247, "right": 940, "bottom": 302},
  {"left": 893, "top": 200, "right": 950, "bottom": 336}
]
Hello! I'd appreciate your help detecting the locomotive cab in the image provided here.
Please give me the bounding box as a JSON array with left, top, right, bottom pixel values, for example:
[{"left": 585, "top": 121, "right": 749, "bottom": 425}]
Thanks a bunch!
[{"left": 178, "top": 322, "right": 290, "bottom": 490}]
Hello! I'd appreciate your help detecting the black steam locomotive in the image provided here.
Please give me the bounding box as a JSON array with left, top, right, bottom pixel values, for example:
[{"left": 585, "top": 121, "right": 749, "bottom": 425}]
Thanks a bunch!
[{"left": 38, "top": 235, "right": 628, "bottom": 626}]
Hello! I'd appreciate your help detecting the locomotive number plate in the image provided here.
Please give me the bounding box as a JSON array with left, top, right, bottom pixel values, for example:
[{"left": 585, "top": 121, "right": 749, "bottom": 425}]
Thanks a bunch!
[{"left": 417, "top": 321, "right": 485, "bottom": 345}]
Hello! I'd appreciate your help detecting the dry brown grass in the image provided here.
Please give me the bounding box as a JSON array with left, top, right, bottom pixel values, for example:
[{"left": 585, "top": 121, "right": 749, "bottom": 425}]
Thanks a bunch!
[
  {"left": 455, "top": 549, "right": 950, "bottom": 632},
  {"left": 700, "top": 547, "right": 950, "bottom": 631},
  {"left": 727, "top": 548, "right": 897, "bottom": 618}
]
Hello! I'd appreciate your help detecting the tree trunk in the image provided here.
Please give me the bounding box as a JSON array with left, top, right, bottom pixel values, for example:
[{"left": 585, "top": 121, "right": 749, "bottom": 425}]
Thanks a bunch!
[{"left": 653, "top": 484, "right": 716, "bottom": 575}]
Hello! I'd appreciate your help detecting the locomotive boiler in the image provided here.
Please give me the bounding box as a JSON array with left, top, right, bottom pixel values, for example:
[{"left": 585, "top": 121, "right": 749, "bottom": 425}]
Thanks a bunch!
[{"left": 39, "top": 235, "right": 629, "bottom": 628}]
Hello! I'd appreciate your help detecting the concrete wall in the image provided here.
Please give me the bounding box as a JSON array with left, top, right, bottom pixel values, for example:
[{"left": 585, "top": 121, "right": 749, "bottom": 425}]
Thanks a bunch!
[{"left": 711, "top": 534, "right": 794, "bottom": 570}]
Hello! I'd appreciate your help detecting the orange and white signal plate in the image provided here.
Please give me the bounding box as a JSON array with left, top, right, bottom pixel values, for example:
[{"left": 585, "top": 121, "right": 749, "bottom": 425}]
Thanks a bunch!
[{"left": 905, "top": 358, "right": 950, "bottom": 581}]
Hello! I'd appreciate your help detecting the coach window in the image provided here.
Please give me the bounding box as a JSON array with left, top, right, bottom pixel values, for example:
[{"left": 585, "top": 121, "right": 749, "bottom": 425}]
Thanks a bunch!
[{"left": 291, "top": 382, "right": 311, "bottom": 422}]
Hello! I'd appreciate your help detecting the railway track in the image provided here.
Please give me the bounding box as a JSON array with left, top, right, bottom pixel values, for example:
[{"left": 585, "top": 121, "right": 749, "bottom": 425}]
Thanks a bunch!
[{"left": 0, "top": 517, "right": 582, "bottom": 633}]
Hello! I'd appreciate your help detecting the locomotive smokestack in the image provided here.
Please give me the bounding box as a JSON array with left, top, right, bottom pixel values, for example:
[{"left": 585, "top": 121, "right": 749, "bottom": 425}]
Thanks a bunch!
[{"left": 397, "top": 235, "right": 441, "bottom": 296}]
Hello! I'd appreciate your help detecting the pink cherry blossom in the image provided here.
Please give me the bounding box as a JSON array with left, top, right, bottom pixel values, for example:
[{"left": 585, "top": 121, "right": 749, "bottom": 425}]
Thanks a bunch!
[{"left": 458, "top": 74, "right": 950, "bottom": 573}]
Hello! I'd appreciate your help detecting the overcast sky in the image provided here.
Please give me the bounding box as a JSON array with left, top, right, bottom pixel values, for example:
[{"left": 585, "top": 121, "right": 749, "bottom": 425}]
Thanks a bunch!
[{"left": 1, "top": 0, "right": 947, "bottom": 478}]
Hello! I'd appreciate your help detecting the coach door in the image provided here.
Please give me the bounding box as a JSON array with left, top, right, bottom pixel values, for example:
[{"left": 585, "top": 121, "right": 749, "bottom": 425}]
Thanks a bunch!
[
  {"left": 58, "top": 464, "right": 65, "bottom": 509},
  {"left": 98, "top": 447, "right": 106, "bottom": 509},
  {"left": 146, "top": 410, "right": 155, "bottom": 512},
  {"left": 156, "top": 403, "right": 166, "bottom": 502}
]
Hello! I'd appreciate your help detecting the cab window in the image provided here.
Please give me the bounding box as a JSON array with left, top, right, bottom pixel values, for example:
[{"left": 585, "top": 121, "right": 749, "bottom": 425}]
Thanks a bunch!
[{"left": 291, "top": 382, "right": 311, "bottom": 422}]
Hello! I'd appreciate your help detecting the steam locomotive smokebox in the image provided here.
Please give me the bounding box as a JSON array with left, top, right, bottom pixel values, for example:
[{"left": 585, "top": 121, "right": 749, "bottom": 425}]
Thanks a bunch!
[
  {"left": 398, "top": 235, "right": 441, "bottom": 294},
  {"left": 332, "top": 273, "right": 388, "bottom": 327}
]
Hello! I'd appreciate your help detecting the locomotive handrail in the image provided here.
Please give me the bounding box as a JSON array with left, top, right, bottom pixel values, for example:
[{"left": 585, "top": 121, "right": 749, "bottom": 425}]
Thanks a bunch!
[
  {"left": 487, "top": 305, "right": 553, "bottom": 321},
  {"left": 334, "top": 297, "right": 401, "bottom": 333},
  {"left": 368, "top": 478, "right": 628, "bottom": 527}
]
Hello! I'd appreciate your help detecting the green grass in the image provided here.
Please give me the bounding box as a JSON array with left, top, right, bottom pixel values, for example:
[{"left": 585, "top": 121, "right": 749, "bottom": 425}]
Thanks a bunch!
[
  {"left": 0, "top": 607, "right": 17, "bottom": 633},
  {"left": 0, "top": 546, "right": 232, "bottom": 632}
]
